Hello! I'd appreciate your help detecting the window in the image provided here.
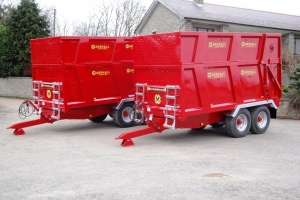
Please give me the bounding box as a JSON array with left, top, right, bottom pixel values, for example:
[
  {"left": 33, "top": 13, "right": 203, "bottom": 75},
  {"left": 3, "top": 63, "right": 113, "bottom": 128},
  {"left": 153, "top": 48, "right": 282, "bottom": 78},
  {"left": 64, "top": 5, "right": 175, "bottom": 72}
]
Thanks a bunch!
[
  {"left": 295, "top": 39, "right": 300, "bottom": 55},
  {"left": 193, "top": 27, "right": 214, "bottom": 32}
]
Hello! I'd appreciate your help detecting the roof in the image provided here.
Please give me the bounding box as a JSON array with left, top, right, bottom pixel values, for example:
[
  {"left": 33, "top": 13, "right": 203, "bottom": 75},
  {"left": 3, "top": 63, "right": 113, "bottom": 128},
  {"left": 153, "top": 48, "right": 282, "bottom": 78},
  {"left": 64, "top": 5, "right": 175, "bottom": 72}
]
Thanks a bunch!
[{"left": 137, "top": 0, "right": 300, "bottom": 33}]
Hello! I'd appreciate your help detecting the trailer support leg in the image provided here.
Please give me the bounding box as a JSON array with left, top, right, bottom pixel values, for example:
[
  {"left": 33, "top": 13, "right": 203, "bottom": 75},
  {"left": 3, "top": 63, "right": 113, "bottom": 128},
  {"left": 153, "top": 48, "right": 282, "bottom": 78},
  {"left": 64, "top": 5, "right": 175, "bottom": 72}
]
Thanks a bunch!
[
  {"left": 7, "top": 116, "right": 55, "bottom": 135},
  {"left": 116, "top": 126, "right": 159, "bottom": 147},
  {"left": 120, "top": 139, "right": 134, "bottom": 147},
  {"left": 14, "top": 129, "right": 25, "bottom": 135}
]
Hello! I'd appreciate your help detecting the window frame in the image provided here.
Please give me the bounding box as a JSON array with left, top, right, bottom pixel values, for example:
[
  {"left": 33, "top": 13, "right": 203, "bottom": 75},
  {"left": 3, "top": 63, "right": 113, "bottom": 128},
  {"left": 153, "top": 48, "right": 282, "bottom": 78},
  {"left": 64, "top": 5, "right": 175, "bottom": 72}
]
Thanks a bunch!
[{"left": 193, "top": 27, "right": 214, "bottom": 32}]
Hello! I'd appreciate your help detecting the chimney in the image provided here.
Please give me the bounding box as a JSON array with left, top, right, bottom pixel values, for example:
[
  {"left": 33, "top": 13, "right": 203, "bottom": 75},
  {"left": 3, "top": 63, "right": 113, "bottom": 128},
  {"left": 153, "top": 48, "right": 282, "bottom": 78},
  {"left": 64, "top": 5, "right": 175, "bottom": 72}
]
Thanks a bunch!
[{"left": 194, "top": 0, "right": 204, "bottom": 7}]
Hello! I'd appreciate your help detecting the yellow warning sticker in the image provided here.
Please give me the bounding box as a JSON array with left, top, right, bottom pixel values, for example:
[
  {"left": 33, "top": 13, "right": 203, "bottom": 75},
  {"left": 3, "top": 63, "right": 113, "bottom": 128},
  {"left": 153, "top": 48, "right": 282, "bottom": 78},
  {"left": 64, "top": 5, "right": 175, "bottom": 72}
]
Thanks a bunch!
[
  {"left": 154, "top": 94, "right": 161, "bottom": 104},
  {"left": 46, "top": 90, "right": 52, "bottom": 99}
]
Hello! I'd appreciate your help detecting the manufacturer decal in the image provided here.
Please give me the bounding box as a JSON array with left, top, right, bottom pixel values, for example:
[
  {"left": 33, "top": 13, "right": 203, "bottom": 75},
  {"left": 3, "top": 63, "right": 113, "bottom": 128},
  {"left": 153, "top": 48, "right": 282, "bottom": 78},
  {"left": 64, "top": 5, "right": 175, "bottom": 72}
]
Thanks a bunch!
[
  {"left": 91, "top": 44, "right": 110, "bottom": 50},
  {"left": 127, "top": 69, "right": 134, "bottom": 73},
  {"left": 154, "top": 94, "right": 162, "bottom": 104},
  {"left": 241, "top": 70, "right": 257, "bottom": 76},
  {"left": 207, "top": 71, "right": 226, "bottom": 79},
  {"left": 126, "top": 44, "right": 133, "bottom": 49},
  {"left": 46, "top": 90, "right": 52, "bottom": 99},
  {"left": 147, "top": 87, "right": 166, "bottom": 92},
  {"left": 208, "top": 42, "right": 227, "bottom": 48},
  {"left": 241, "top": 42, "right": 257, "bottom": 48},
  {"left": 92, "top": 71, "right": 110, "bottom": 76},
  {"left": 41, "top": 84, "right": 54, "bottom": 88}
]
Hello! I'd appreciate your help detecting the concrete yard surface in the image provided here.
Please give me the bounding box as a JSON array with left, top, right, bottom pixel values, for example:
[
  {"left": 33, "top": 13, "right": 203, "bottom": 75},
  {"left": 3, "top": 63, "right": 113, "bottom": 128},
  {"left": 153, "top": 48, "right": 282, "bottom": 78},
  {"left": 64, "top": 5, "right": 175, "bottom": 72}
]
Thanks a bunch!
[{"left": 0, "top": 97, "right": 300, "bottom": 200}]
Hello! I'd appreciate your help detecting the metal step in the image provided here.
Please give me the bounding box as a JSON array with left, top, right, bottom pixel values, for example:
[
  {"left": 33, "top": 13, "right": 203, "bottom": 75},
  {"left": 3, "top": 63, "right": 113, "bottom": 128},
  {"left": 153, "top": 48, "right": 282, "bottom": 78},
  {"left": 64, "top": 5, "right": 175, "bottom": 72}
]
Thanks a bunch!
[
  {"left": 51, "top": 115, "right": 59, "bottom": 120},
  {"left": 166, "top": 95, "right": 176, "bottom": 100},
  {"left": 163, "top": 124, "right": 173, "bottom": 129},
  {"left": 165, "top": 105, "right": 179, "bottom": 110},
  {"left": 166, "top": 85, "right": 179, "bottom": 89},
  {"left": 135, "top": 92, "right": 144, "bottom": 96},
  {"left": 165, "top": 114, "right": 175, "bottom": 119}
]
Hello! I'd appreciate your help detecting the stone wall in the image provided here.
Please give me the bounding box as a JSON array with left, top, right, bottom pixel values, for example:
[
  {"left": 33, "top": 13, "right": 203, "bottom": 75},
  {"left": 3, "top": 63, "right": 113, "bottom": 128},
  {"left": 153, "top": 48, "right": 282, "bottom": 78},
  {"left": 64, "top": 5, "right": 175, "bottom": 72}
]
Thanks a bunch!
[
  {"left": 0, "top": 77, "right": 32, "bottom": 99},
  {"left": 277, "top": 99, "right": 300, "bottom": 120},
  {"left": 282, "top": 33, "right": 294, "bottom": 54},
  {"left": 282, "top": 69, "right": 291, "bottom": 87}
]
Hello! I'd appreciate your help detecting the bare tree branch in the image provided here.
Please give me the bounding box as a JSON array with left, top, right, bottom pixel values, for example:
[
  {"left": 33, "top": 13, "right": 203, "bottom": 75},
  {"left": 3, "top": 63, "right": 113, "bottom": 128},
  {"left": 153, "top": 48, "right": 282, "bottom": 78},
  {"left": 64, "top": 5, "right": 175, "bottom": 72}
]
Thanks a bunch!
[
  {"left": 0, "top": 0, "right": 19, "bottom": 26},
  {"left": 71, "top": 0, "right": 146, "bottom": 36}
]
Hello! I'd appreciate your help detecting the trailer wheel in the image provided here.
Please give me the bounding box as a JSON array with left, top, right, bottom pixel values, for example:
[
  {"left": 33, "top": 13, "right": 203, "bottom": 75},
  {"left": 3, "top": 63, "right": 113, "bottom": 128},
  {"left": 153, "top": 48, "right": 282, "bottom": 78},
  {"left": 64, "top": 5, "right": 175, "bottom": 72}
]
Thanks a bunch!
[
  {"left": 113, "top": 102, "right": 135, "bottom": 128},
  {"left": 89, "top": 114, "right": 108, "bottom": 123},
  {"left": 249, "top": 106, "right": 270, "bottom": 134},
  {"left": 210, "top": 122, "right": 225, "bottom": 128},
  {"left": 225, "top": 108, "right": 251, "bottom": 138}
]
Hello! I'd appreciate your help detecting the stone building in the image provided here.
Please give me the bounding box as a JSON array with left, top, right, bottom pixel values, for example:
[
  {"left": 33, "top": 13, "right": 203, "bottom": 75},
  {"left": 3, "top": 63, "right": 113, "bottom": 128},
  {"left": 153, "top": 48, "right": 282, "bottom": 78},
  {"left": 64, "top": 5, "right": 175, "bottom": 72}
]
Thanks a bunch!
[{"left": 136, "top": 0, "right": 300, "bottom": 57}]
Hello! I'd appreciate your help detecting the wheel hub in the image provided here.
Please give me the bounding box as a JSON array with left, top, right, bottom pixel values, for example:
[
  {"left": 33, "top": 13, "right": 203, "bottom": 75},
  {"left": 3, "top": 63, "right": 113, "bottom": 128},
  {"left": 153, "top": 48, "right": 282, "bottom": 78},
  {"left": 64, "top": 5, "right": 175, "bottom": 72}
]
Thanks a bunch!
[
  {"left": 236, "top": 114, "right": 248, "bottom": 131},
  {"left": 257, "top": 111, "right": 268, "bottom": 128}
]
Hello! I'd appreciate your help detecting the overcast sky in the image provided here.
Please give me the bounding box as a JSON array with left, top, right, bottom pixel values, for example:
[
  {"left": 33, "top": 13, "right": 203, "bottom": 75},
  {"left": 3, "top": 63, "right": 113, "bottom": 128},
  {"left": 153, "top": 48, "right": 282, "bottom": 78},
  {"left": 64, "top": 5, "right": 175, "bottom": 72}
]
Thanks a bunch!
[{"left": 35, "top": 0, "right": 300, "bottom": 24}]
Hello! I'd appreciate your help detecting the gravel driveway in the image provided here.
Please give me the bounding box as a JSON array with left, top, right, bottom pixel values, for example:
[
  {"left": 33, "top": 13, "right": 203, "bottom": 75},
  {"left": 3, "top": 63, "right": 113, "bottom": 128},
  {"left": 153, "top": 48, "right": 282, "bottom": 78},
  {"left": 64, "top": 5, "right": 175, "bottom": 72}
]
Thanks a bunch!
[{"left": 0, "top": 97, "right": 300, "bottom": 200}]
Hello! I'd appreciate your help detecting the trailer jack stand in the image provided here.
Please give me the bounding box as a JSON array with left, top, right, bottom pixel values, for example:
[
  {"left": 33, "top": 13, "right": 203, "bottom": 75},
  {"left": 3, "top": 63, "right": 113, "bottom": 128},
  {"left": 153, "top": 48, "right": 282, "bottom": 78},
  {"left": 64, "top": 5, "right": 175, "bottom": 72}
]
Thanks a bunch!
[
  {"left": 116, "top": 126, "right": 162, "bottom": 147},
  {"left": 121, "top": 139, "right": 134, "bottom": 147},
  {"left": 14, "top": 129, "right": 25, "bottom": 135},
  {"left": 8, "top": 116, "right": 55, "bottom": 135}
]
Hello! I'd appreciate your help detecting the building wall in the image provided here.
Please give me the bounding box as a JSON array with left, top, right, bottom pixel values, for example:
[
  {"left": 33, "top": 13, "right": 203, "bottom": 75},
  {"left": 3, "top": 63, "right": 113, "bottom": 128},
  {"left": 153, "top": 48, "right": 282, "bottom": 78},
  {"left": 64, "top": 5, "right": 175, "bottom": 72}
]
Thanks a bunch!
[
  {"left": 282, "top": 33, "right": 295, "bottom": 53},
  {"left": 0, "top": 77, "right": 32, "bottom": 99},
  {"left": 139, "top": 3, "right": 181, "bottom": 35}
]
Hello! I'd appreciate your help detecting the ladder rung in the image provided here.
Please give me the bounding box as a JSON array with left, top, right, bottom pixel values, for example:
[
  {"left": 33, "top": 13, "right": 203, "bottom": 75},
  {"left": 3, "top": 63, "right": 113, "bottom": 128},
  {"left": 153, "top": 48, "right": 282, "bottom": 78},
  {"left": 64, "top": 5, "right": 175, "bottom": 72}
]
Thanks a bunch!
[
  {"left": 165, "top": 114, "right": 175, "bottom": 119},
  {"left": 163, "top": 124, "right": 173, "bottom": 129},
  {"left": 166, "top": 86, "right": 179, "bottom": 89},
  {"left": 52, "top": 91, "right": 59, "bottom": 94},
  {"left": 51, "top": 116, "right": 59, "bottom": 120},
  {"left": 135, "top": 92, "right": 144, "bottom": 96},
  {"left": 165, "top": 105, "right": 179, "bottom": 109},
  {"left": 166, "top": 95, "right": 176, "bottom": 99},
  {"left": 136, "top": 83, "right": 146, "bottom": 87},
  {"left": 52, "top": 108, "right": 60, "bottom": 111},
  {"left": 33, "top": 89, "right": 39, "bottom": 92}
]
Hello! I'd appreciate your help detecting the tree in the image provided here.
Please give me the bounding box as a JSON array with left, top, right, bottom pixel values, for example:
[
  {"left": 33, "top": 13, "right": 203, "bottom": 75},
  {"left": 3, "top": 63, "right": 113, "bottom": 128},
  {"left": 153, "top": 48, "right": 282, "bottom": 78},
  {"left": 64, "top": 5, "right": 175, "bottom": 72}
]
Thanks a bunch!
[
  {"left": 0, "top": 0, "right": 18, "bottom": 26},
  {"left": 0, "top": 25, "right": 6, "bottom": 76},
  {"left": 0, "top": 0, "right": 50, "bottom": 77},
  {"left": 73, "top": 0, "right": 146, "bottom": 36}
]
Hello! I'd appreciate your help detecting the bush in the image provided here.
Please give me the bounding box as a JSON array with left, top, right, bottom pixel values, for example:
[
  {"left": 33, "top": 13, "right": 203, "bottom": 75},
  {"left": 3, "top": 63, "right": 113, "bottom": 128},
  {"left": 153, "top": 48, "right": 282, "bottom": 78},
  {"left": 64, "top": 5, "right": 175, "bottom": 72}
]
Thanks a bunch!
[
  {"left": 286, "top": 65, "right": 300, "bottom": 113},
  {"left": 282, "top": 48, "right": 299, "bottom": 76}
]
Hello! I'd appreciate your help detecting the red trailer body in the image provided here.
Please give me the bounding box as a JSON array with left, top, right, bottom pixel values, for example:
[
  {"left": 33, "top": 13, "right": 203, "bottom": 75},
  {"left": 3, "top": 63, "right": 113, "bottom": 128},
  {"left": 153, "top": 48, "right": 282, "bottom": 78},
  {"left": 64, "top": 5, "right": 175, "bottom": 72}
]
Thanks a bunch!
[
  {"left": 116, "top": 32, "right": 282, "bottom": 146},
  {"left": 9, "top": 36, "right": 136, "bottom": 134}
]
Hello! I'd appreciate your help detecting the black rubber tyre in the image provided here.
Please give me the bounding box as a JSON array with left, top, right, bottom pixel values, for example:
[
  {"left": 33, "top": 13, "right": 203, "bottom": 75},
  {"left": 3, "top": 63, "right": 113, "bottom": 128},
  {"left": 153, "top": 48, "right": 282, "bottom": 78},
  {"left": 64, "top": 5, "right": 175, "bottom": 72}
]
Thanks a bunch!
[
  {"left": 225, "top": 108, "right": 251, "bottom": 138},
  {"left": 113, "top": 102, "right": 135, "bottom": 128},
  {"left": 210, "top": 122, "right": 225, "bottom": 128},
  {"left": 191, "top": 126, "right": 206, "bottom": 130},
  {"left": 249, "top": 106, "right": 270, "bottom": 134},
  {"left": 89, "top": 114, "right": 108, "bottom": 123}
]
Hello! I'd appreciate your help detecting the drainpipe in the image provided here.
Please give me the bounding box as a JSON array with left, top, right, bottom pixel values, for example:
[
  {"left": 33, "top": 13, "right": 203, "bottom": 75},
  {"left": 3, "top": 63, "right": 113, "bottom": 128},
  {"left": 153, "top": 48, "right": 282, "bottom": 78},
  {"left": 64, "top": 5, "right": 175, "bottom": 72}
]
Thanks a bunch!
[{"left": 178, "top": 19, "right": 187, "bottom": 31}]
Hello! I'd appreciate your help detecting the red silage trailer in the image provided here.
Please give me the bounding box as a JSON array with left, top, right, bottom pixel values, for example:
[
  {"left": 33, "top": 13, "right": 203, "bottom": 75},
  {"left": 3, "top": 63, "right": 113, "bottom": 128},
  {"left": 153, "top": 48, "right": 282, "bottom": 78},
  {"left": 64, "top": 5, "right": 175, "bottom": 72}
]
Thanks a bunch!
[
  {"left": 116, "top": 32, "right": 282, "bottom": 146},
  {"left": 9, "top": 36, "right": 136, "bottom": 134}
]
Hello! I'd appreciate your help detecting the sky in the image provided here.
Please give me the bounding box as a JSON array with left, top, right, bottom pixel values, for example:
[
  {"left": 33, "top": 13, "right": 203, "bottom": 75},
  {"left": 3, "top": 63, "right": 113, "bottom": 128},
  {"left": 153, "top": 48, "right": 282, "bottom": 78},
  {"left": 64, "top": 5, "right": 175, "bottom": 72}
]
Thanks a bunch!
[{"left": 35, "top": 0, "right": 300, "bottom": 24}]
